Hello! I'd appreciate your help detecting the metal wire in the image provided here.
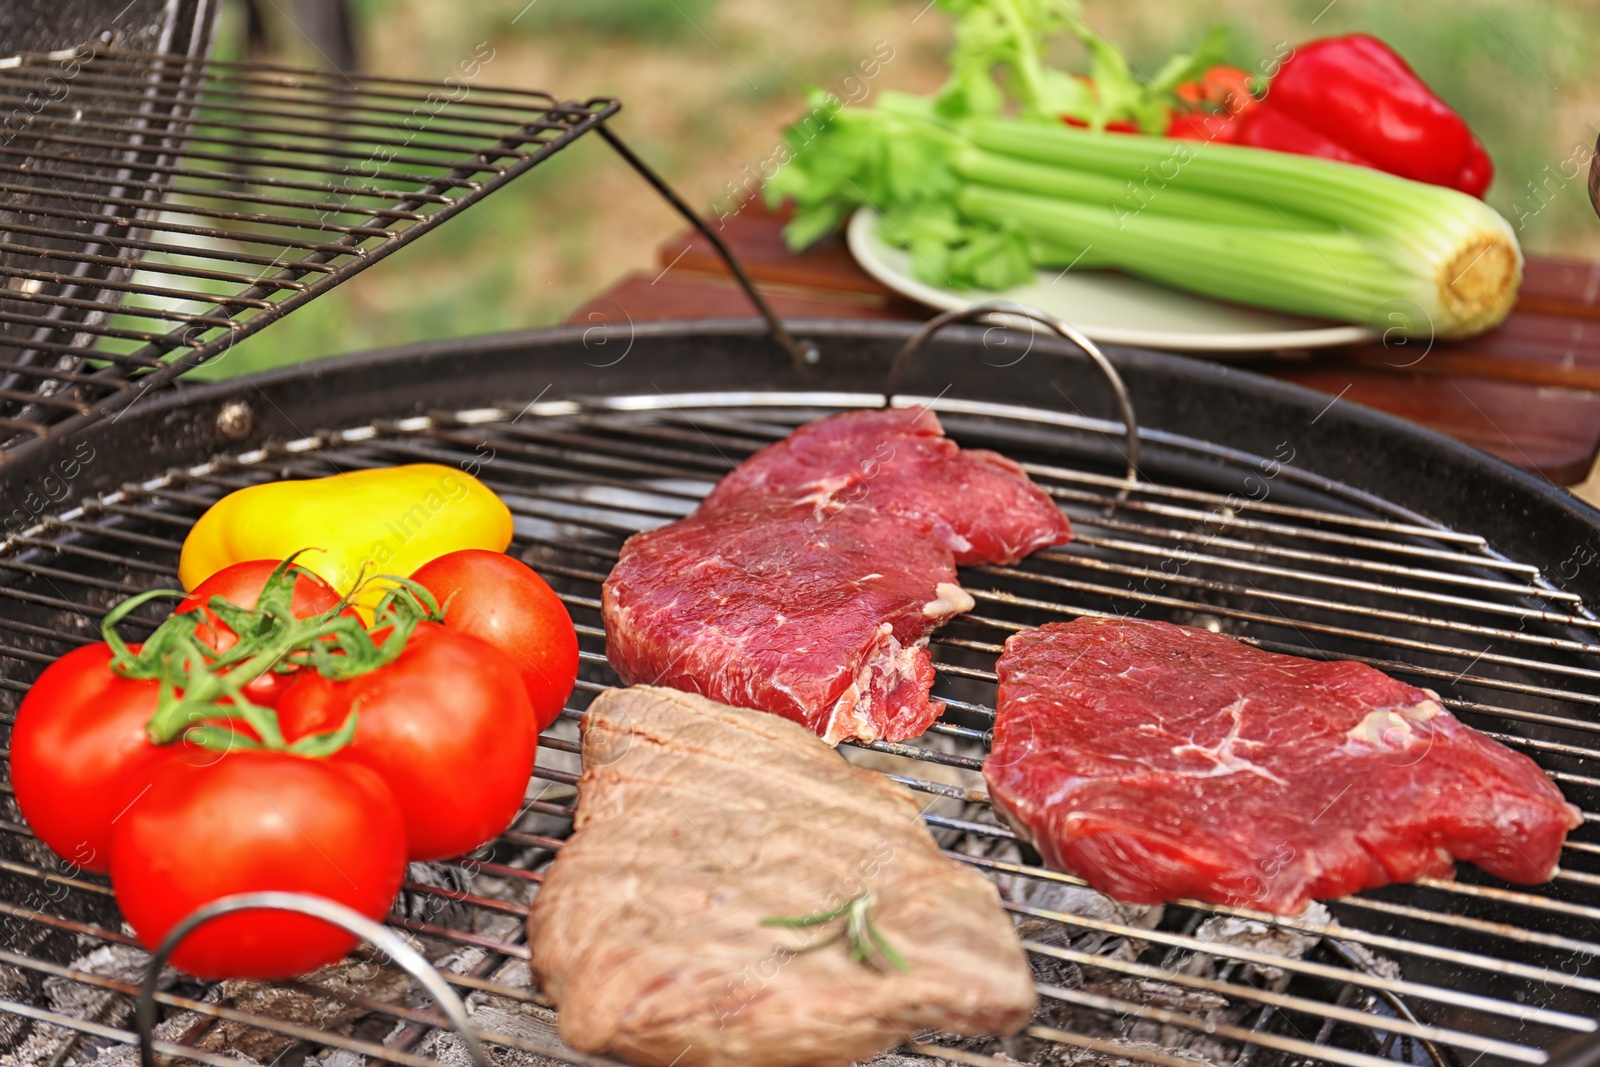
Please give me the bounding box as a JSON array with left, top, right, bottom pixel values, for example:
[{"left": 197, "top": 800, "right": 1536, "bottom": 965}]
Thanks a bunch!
[
  {"left": 591, "top": 124, "right": 816, "bottom": 371},
  {"left": 3, "top": 393, "right": 1600, "bottom": 1067},
  {"left": 0, "top": 48, "right": 618, "bottom": 447},
  {"left": 885, "top": 301, "right": 1141, "bottom": 496},
  {"left": 133, "top": 893, "right": 489, "bottom": 1067}
]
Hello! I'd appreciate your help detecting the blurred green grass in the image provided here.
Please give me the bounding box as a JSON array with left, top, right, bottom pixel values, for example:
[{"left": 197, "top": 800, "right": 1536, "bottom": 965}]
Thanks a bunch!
[
  {"left": 193, "top": 0, "right": 1600, "bottom": 382},
  {"left": 508, "top": 0, "right": 719, "bottom": 36}
]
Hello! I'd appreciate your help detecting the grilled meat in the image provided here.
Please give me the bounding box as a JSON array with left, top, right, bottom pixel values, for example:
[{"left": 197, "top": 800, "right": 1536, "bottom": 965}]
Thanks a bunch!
[
  {"left": 527, "top": 686, "right": 1037, "bottom": 1067},
  {"left": 986, "top": 617, "right": 1582, "bottom": 914}
]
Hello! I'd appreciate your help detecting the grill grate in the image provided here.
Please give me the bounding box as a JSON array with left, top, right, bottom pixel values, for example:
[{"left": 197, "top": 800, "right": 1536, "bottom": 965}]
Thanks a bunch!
[
  {"left": 2, "top": 392, "right": 1600, "bottom": 1067},
  {"left": 0, "top": 47, "right": 617, "bottom": 449}
]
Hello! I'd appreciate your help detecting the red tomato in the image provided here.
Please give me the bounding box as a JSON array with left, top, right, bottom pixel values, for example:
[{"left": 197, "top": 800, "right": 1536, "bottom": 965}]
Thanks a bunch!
[
  {"left": 409, "top": 550, "right": 578, "bottom": 732},
  {"left": 9, "top": 643, "right": 167, "bottom": 873},
  {"left": 1165, "top": 109, "right": 1245, "bottom": 143},
  {"left": 111, "top": 749, "right": 406, "bottom": 980},
  {"left": 1175, "top": 65, "right": 1258, "bottom": 115},
  {"left": 276, "top": 622, "right": 537, "bottom": 861},
  {"left": 176, "top": 560, "right": 350, "bottom": 706},
  {"left": 1062, "top": 115, "right": 1141, "bottom": 133}
]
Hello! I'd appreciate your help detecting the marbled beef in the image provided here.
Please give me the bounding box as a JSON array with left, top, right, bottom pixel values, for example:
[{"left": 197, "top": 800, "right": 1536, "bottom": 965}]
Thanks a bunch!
[
  {"left": 986, "top": 617, "right": 1582, "bottom": 915},
  {"left": 603, "top": 503, "right": 972, "bottom": 745},
  {"left": 698, "top": 407, "right": 1071, "bottom": 564},
  {"left": 603, "top": 408, "right": 1069, "bottom": 744}
]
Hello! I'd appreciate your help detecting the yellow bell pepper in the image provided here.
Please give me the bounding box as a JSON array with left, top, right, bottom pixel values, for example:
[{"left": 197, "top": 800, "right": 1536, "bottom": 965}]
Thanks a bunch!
[{"left": 179, "top": 463, "right": 513, "bottom": 615}]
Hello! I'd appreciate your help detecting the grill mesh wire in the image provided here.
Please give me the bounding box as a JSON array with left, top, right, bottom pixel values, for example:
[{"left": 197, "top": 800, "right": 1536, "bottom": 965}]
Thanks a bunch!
[
  {"left": 2, "top": 393, "right": 1599, "bottom": 1067},
  {"left": 0, "top": 47, "right": 616, "bottom": 448}
]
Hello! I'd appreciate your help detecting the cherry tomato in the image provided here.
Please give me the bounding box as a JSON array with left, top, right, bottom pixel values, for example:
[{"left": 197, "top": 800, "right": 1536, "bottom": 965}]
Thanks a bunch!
[
  {"left": 1062, "top": 114, "right": 1141, "bottom": 133},
  {"left": 1164, "top": 109, "right": 1245, "bottom": 143},
  {"left": 409, "top": 549, "right": 578, "bottom": 733},
  {"left": 277, "top": 622, "right": 537, "bottom": 861},
  {"left": 1175, "top": 65, "right": 1258, "bottom": 115},
  {"left": 110, "top": 749, "right": 406, "bottom": 980},
  {"left": 9, "top": 643, "right": 168, "bottom": 873},
  {"left": 176, "top": 560, "right": 351, "bottom": 706}
]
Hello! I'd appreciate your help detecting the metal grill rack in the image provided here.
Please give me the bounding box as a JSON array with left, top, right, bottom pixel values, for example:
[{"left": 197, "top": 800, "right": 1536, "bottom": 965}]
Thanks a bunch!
[
  {"left": 2, "top": 392, "right": 1599, "bottom": 1067},
  {"left": 0, "top": 47, "right": 618, "bottom": 448}
]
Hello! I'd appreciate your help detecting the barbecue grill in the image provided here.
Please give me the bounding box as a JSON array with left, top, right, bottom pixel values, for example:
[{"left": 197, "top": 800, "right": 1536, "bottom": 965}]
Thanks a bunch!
[
  {"left": 5, "top": 316, "right": 1600, "bottom": 1067},
  {"left": 5, "top": 9, "right": 1600, "bottom": 1067}
]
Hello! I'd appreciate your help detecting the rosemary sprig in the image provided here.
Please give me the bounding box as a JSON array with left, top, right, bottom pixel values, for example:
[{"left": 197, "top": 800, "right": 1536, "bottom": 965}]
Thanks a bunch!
[{"left": 762, "top": 892, "right": 910, "bottom": 974}]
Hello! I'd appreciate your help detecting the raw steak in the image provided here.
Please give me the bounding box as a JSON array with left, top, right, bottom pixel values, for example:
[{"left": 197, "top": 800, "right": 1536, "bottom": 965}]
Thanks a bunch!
[
  {"left": 986, "top": 617, "right": 1582, "bottom": 915},
  {"left": 698, "top": 408, "right": 1072, "bottom": 565},
  {"left": 604, "top": 409, "right": 1070, "bottom": 744},
  {"left": 603, "top": 503, "right": 973, "bottom": 744},
  {"left": 528, "top": 686, "right": 1037, "bottom": 1067}
]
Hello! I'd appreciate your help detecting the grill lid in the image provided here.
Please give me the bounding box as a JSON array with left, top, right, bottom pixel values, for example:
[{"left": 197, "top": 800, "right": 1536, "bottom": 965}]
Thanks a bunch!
[
  {"left": 0, "top": 40, "right": 618, "bottom": 450},
  {"left": 0, "top": 0, "right": 816, "bottom": 456},
  {"left": 0, "top": 0, "right": 214, "bottom": 56}
]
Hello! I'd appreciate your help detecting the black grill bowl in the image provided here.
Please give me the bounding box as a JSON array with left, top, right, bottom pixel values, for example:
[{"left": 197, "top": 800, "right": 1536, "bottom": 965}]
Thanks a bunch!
[{"left": 2, "top": 318, "right": 1599, "bottom": 1067}]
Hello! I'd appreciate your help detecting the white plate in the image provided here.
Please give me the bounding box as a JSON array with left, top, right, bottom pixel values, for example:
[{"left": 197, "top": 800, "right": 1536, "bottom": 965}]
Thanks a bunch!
[{"left": 846, "top": 208, "right": 1377, "bottom": 354}]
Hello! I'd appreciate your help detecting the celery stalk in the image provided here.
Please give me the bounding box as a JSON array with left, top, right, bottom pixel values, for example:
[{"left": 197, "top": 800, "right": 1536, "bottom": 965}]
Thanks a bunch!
[
  {"left": 969, "top": 120, "right": 1522, "bottom": 336},
  {"left": 952, "top": 147, "right": 1326, "bottom": 231},
  {"left": 960, "top": 186, "right": 1408, "bottom": 322}
]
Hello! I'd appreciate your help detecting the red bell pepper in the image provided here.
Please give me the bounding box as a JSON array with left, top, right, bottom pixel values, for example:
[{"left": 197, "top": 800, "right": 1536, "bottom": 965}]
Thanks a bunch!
[
  {"left": 1241, "top": 35, "right": 1492, "bottom": 197},
  {"left": 1234, "top": 104, "right": 1370, "bottom": 166}
]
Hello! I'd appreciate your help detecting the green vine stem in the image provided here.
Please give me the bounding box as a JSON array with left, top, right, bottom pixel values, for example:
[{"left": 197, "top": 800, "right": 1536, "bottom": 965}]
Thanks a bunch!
[{"left": 98, "top": 557, "right": 444, "bottom": 756}]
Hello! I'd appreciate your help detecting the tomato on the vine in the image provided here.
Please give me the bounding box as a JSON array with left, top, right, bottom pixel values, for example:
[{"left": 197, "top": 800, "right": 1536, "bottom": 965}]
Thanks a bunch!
[
  {"left": 409, "top": 549, "right": 579, "bottom": 732},
  {"left": 9, "top": 642, "right": 169, "bottom": 873},
  {"left": 176, "top": 560, "right": 351, "bottom": 706},
  {"left": 277, "top": 622, "right": 537, "bottom": 860},
  {"left": 110, "top": 748, "right": 406, "bottom": 980}
]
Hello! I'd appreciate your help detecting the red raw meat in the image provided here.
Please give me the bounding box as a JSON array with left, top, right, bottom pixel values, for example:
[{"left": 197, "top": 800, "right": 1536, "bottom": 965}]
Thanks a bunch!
[
  {"left": 604, "top": 408, "right": 1071, "bottom": 744},
  {"left": 698, "top": 408, "right": 1072, "bottom": 566},
  {"left": 603, "top": 503, "right": 974, "bottom": 745},
  {"left": 986, "top": 617, "right": 1582, "bottom": 915}
]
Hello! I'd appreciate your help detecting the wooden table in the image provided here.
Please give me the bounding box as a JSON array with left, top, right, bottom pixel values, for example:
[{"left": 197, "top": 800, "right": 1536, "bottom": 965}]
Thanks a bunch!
[{"left": 568, "top": 202, "right": 1600, "bottom": 485}]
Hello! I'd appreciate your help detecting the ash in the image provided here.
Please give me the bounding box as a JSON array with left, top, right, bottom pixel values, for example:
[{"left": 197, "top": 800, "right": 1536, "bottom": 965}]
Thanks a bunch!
[
  {"left": 0, "top": 759, "right": 577, "bottom": 1067},
  {"left": 840, "top": 723, "right": 1403, "bottom": 1067},
  {"left": 4, "top": 715, "right": 1403, "bottom": 1067}
]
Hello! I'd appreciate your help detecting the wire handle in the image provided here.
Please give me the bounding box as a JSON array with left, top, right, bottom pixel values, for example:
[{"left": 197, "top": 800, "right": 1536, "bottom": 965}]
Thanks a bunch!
[
  {"left": 885, "top": 302, "right": 1140, "bottom": 498},
  {"left": 595, "top": 124, "right": 819, "bottom": 372},
  {"left": 134, "top": 892, "right": 488, "bottom": 1067}
]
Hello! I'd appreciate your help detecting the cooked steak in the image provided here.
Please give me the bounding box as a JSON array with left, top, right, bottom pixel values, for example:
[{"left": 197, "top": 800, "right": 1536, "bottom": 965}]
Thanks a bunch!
[
  {"left": 603, "top": 504, "right": 973, "bottom": 744},
  {"left": 698, "top": 408, "right": 1072, "bottom": 565},
  {"left": 528, "top": 686, "right": 1037, "bottom": 1067},
  {"left": 986, "top": 617, "right": 1582, "bottom": 915},
  {"left": 603, "top": 409, "right": 1068, "bottom": 744}
]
